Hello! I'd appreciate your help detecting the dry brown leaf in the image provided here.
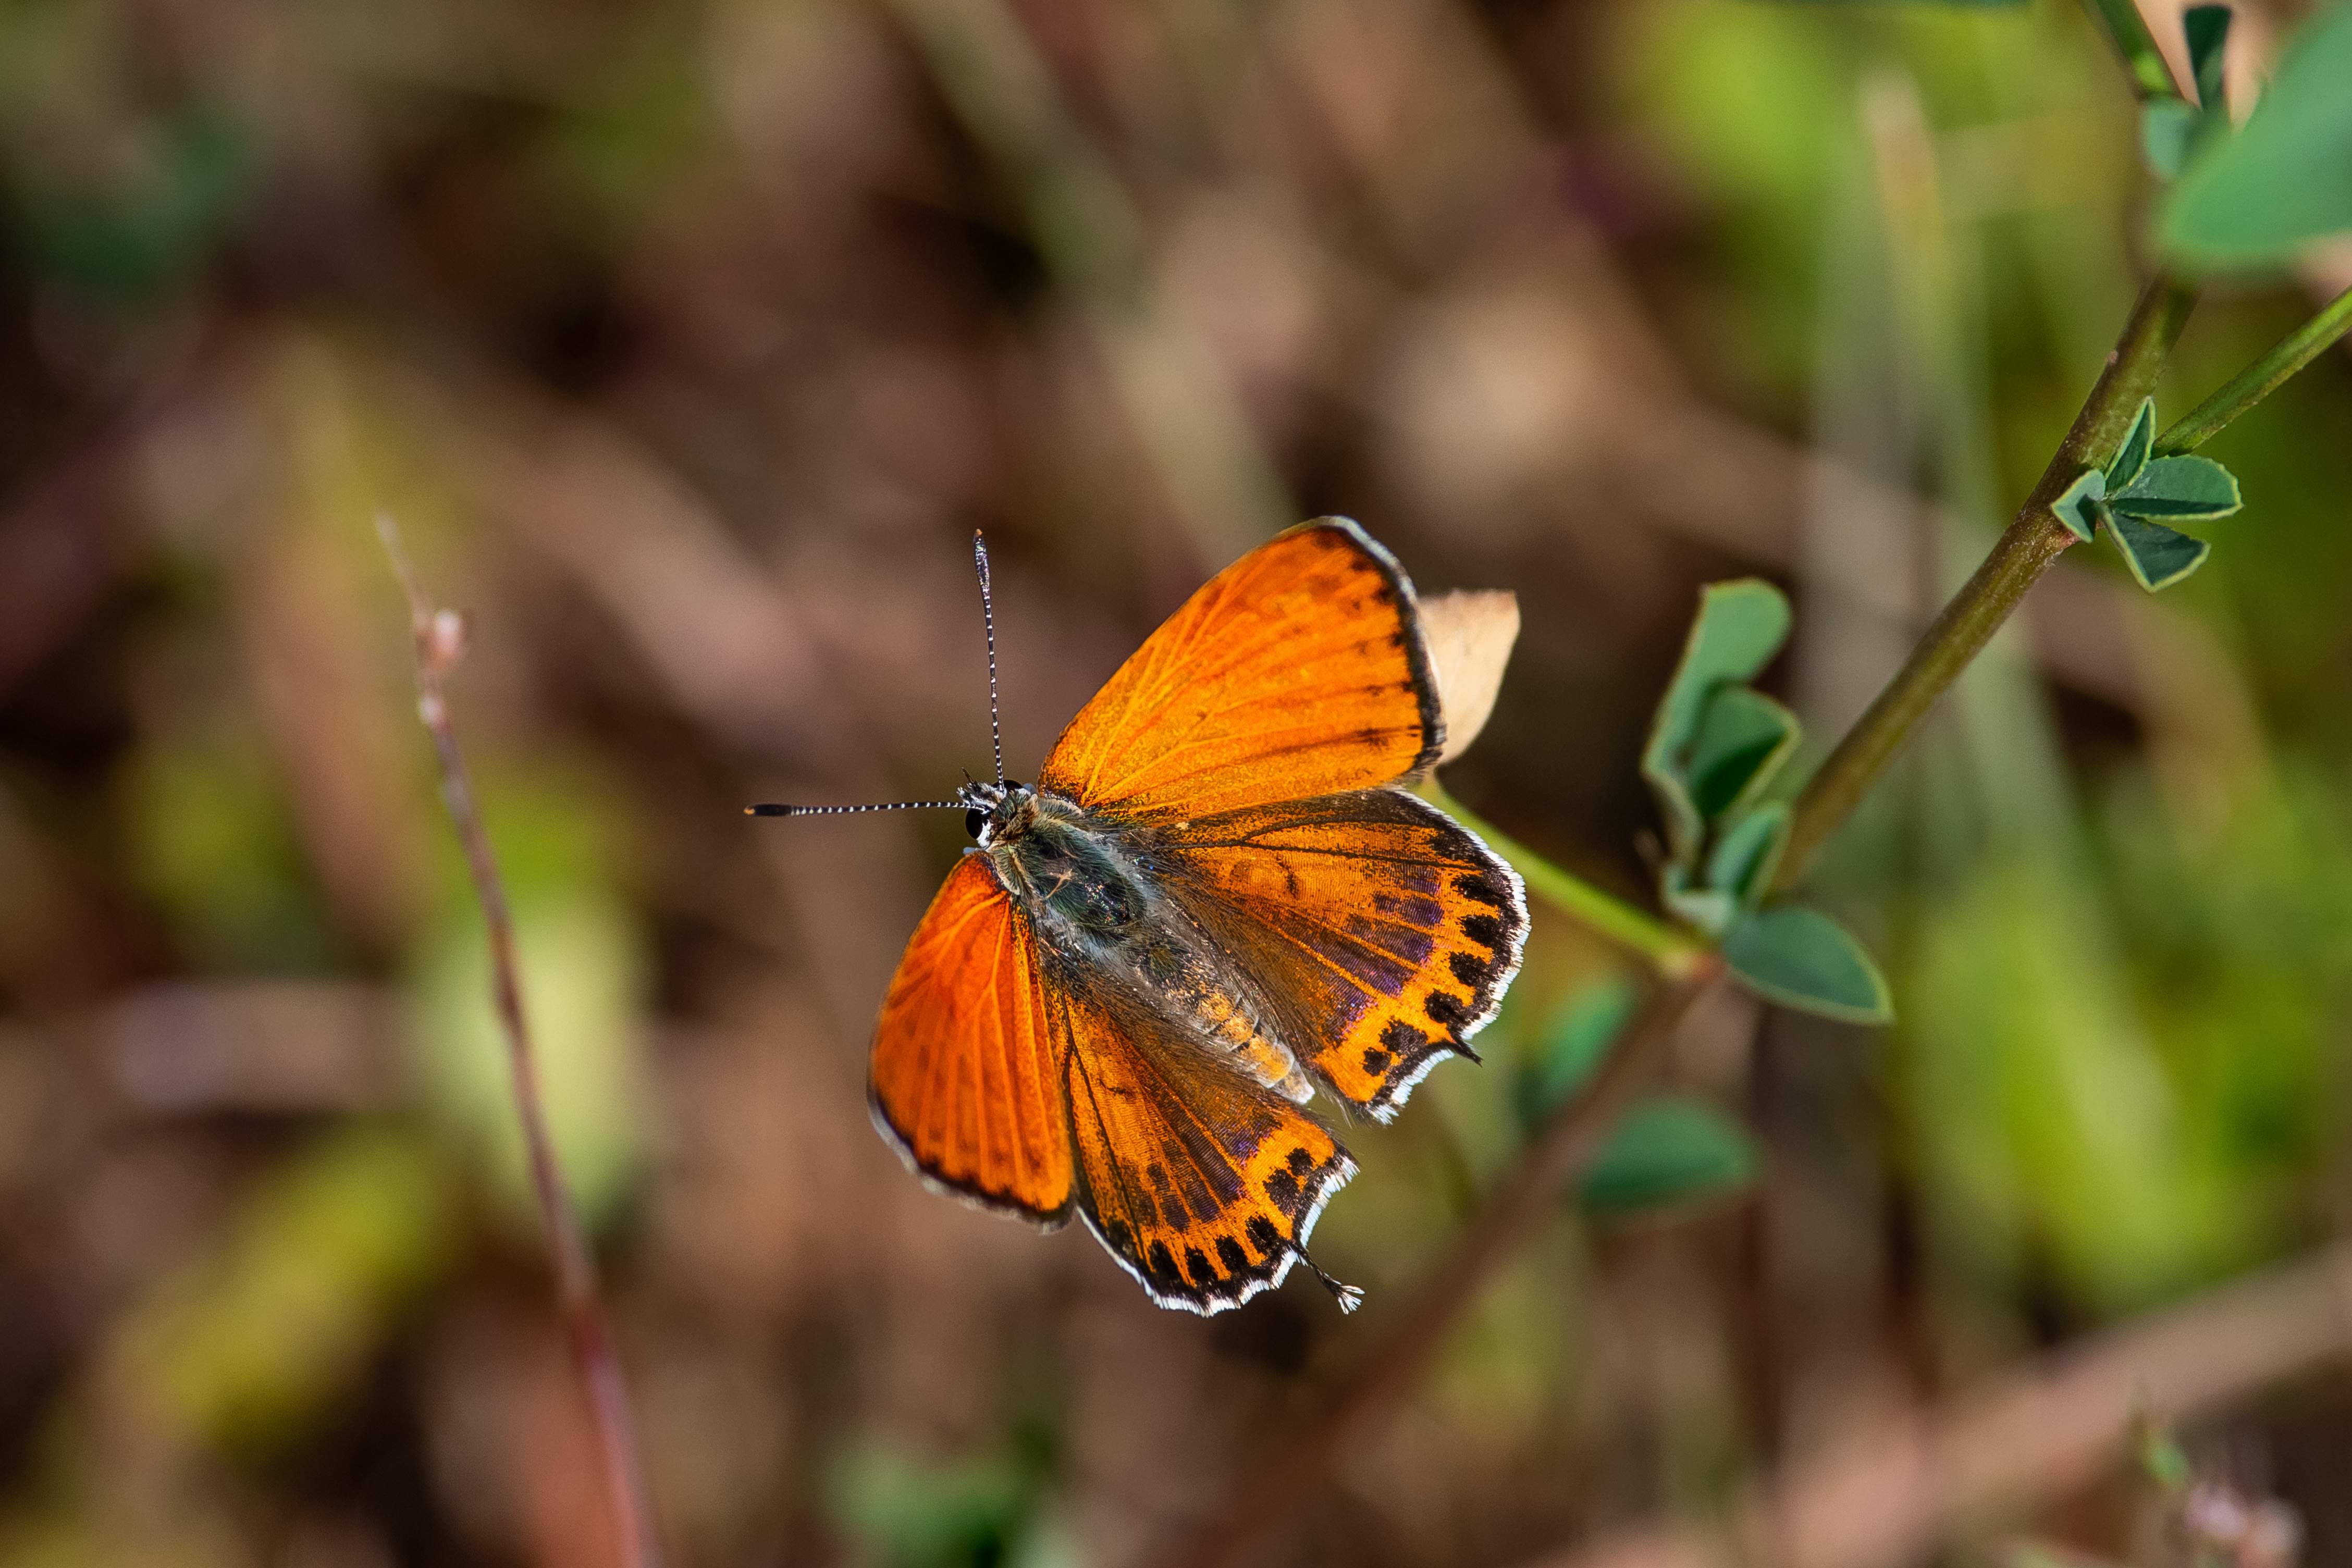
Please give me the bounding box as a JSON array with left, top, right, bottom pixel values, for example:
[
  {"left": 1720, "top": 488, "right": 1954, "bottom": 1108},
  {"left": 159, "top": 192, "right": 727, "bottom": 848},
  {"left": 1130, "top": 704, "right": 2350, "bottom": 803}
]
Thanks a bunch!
[{"left": 1419, "top": 588, "right": 1519, "bottom": 765}]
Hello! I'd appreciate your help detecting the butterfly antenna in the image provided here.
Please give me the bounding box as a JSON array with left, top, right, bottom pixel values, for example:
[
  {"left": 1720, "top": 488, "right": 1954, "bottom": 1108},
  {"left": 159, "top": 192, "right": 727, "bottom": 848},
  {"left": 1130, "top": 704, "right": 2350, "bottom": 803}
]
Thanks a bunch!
[
  {"left": 975, "top": 529, "right": 1005, "bottom": 787},
  {"left": 745, "top": 799, "right": 962, "bottom": 817},
  {"left": 1295, "top": 1245, "right": 1365, "bottom": 1314}
]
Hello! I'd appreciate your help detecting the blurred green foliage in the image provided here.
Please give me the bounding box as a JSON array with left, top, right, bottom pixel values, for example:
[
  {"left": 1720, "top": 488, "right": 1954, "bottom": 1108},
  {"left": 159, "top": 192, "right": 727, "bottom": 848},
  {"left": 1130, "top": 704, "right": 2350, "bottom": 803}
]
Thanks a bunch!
[
  {"left": 121, "top": 725, "right": 342, "bottom": 973},
  {"left": 113, "top": 1130, "right": 447, "bottom": 1454},
  {"left": 2164, "top": 4, "right": 2352, "bottom": 268}
]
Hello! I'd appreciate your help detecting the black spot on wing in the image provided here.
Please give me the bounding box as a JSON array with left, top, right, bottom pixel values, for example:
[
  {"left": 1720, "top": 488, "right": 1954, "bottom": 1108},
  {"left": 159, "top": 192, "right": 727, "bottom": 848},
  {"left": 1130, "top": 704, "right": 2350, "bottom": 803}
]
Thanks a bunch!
[
  {"left": 1246, "top": 1216, "right": 1281, "bottom": 1257},
  {"left": 1265, "top": 1166, "right": 1301, "bottom": 1212},
  {"left": 1425, "top": 991, "right": 1470, "bottom": 1030},
  {"left": 1453, "top": 872, "right": 1507, "bottom": 908},
  {"left": 1186, "top": 1247, "right": 1217, "bottom": 1286},
  {"left": 1362, "top": 1046, "right": 1392, "bottom": 1074},
  {"left": 1382, "top": 1018, "right": 1429, "bottom": 1055},
  {"left": 1217, "top": 1236, "right": 1250, "bottom": 1273},
  {"left": 1461, "top": 912, "right": 1503, "bottom": 948}
]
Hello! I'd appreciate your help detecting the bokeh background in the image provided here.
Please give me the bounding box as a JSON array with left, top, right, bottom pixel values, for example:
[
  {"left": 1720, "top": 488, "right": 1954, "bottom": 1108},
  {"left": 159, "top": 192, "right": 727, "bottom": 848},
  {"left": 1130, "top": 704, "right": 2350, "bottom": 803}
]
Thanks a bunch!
[{"left": 2, "top": 0, "right": 2349, "bottom": 1563}]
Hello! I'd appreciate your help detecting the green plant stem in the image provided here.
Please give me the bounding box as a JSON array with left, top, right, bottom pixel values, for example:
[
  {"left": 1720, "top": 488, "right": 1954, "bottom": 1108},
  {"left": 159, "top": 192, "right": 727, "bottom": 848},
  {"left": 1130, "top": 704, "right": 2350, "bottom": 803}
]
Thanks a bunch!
[
  {"left": 2083, "top": 0, "right": 2185, "bottom": 101},
  {"left": 1771, "top": 275, "right": 2199, "bottom": 896},
  {"left": 2157, "top": 283, "right": 2352, "bottom": 454},
  {"left": 1426, "top": 783, "right": 1707, "bottom": 978}
]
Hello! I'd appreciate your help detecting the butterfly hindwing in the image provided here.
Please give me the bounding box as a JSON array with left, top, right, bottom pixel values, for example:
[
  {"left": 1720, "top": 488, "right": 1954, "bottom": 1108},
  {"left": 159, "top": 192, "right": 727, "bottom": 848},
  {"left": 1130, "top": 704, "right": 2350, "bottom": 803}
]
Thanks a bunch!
[
  {"left": 1154, "top": 789, "right": 1528, "bottom": 1121},
  {"left": 1056, "top": 979, "right": 1354, "bottom": 1313},
  {"left": 1039, "top": 518, "right": 1442, "bottom": 823},
  {"left": 856, "top": 520, "right": 1525, "bottom": 1316},
  {"left": 869, "top": 854, "right": 1075, "bottom": 1224}
]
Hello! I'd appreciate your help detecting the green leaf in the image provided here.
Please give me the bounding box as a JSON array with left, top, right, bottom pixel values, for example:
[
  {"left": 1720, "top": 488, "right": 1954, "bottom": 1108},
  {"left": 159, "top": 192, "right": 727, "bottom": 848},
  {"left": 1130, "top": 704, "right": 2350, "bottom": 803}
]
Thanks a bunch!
[
  {"left": 1581, "top": 1097, "right": 1759, "bottom": 1216},
  {"left": 1516, "top": 975, "right": 1637, "bottom": 1123},
  {"left": 1665, "top": 881, "right": 1739, "bottom": 939},
  {"left": 2141, "top": 99, "right": 2201, "bottom": 180},
  {"left": 2107, "top": 512, "right": 2213, "bottom": 591},
  {"left": 1641, "top": 580, "right": 1791, "bottom": 865},
  {"left": 1706, "top": 802, "right": 1791, "bottom": 907},
  {"left": 2186, "top": 5, "right": 2231, "bottom": 111},
  {"left": 2105, "top": 399, "right": 2155, "bottom": 491},
  {"left": 2163, "top": 5, "right": 2352, "bottom": 268},
  {"left": 1722, "top": 905, "right": 1893, "bottom": 1023},
  {"left": 2051, "top": 467, "right": 2107, "bottom": 542},
  {"left": 1686, "top": 686, "right": 1800, "bottom": 821},
  {"left": 2109, "top": 454, "right": 2242, "bottom": 521}
]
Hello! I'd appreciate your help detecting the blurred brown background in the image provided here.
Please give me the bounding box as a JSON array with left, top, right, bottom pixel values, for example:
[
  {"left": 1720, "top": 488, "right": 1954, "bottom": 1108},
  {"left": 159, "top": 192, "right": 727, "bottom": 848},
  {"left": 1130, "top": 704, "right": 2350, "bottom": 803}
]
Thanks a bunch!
[{"left": 3, "top": 0, "right": 2351, "bottom": 1563}]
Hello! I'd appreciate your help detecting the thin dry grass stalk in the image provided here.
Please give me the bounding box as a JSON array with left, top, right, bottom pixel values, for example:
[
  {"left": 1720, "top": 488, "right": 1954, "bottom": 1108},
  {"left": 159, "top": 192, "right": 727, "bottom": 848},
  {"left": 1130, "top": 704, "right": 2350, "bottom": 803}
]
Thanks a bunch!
[{"left": 379, "top": 515, "right": 667, "bottom": 1568}]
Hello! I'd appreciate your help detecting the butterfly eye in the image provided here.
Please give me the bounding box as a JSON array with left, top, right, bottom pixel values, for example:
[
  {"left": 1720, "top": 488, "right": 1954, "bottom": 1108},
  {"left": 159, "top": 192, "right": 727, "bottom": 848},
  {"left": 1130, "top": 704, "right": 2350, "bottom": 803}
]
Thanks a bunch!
[{"left": 964, "top": 808, "right": 986, "bottom": 839}]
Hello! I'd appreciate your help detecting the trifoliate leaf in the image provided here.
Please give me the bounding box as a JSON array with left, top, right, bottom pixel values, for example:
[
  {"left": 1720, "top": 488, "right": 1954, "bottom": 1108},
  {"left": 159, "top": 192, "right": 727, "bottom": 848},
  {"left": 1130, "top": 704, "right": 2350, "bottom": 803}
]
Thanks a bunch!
[
  {"left": 2109, "top": 454, "right": 2242, "bottom": 521},
  {"left": 1663, "top": 863, "right": 1739, "bottom": 940},
  {"left": 2163, "top": 4, "right": 2352, "bottom": 268},
  {"left": 1705, "top": 802, "right": 1791, "bottom": 908},
  {"left": 2051, "top": 467, "right": 2107, "bottom": 542},
  {"left": 1722, "top": 905, "right": 1893, "bottom": 1023},
  {"left": 1516, "top": 974, "right": 1638, "bottom": 1123},
  {"left": 2107, "top": 512, "right": 2213, "bottom": 591},
  {"left": 1581, "top": 1097, "right": 1759, "bottom": 1216},
  {"left": 1686, "top": 686, "right": 1800, "bottom": 822},
  {"left": 2105, "top": 399, "right": 2156, "bottom": 491},
  {"left": 1641, "top": 581, "right": 1791, "bottom": 866}
]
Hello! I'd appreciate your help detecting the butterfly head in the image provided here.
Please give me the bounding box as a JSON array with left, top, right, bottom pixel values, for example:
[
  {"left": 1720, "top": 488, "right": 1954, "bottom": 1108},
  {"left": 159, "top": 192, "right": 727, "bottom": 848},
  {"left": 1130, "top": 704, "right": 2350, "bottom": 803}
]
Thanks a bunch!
[{"left": 957, "top": 778, "right": 1032, "bottom": 846}]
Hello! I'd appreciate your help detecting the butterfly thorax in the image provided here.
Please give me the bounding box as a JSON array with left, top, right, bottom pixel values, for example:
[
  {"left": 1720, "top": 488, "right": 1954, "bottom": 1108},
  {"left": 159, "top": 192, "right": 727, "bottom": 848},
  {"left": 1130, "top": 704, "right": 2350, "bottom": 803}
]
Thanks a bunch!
[{"left": 961, "top": 782, "right": 1315, "bottom": 1105}]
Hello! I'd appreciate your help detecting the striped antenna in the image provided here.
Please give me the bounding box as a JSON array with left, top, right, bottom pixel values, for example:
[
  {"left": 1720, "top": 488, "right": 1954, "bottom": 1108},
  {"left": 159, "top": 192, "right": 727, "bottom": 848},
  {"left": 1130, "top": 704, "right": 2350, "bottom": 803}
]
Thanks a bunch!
[
  {"left": 746, "top": 531, "right": 1010, "bottom": 822},
  {"left": 753, "top": 534, "right": 1011, "bottom": 822},
  {"left": 745, "top": 799, "right": 961, "bottom": 818},
  {"left": 975, "top": 530, "right": 1004, "bottom": 787}
]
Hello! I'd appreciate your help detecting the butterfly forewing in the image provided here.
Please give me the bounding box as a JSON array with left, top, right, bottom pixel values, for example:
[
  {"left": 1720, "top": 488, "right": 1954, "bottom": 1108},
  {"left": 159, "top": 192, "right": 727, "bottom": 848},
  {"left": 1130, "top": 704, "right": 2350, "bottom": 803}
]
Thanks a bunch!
[
  {"left": 870, "top": 855, "right": 1075, "bottom": 1223},
  {"left": 1057, "top": 982, "right": 1355, "bottom": 1312},
  {"left": 1156, "top": 791, "right": 1528, "bottom": 1120},
  {"left": 1039, "top": 520, "right": 1442, "bottom": 822},
  {"left": 861, "top": 516, "right": 1523, "bottom": 1315}
]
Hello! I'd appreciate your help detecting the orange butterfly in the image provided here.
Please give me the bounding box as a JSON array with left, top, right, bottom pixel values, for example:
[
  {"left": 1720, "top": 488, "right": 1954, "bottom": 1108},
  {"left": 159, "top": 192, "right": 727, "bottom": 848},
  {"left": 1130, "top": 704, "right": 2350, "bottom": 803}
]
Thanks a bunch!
[{"left": 765, "top": 519, "right": 1526, "bottom": 1313}]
